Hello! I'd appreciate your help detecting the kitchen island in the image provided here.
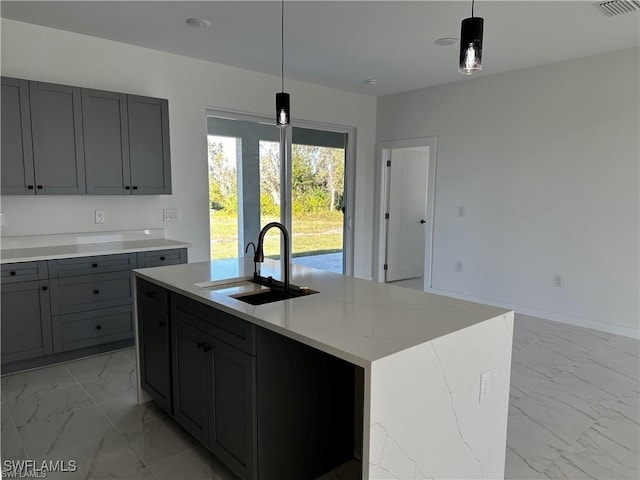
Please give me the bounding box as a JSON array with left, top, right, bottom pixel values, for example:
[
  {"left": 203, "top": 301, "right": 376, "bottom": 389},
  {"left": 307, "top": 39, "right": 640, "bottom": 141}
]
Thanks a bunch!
[{"left": 133, "top": 258, "right": 513, "bottom": 480}]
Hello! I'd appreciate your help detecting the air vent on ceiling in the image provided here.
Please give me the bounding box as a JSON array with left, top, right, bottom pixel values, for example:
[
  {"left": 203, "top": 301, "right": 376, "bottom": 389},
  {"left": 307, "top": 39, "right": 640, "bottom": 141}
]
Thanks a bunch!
[{"left": 593, "top": 0, "right": 640, "bottom": 16}]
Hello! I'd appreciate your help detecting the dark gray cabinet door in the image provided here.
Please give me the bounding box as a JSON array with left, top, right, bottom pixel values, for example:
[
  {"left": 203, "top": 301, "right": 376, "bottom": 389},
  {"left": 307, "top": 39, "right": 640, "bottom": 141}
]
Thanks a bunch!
[
  {"left": 172, "top": 317, "right": 211, "bottom": 446},
  {"left": 127, "top": 95, "right": 171, "bottom": 195},
  {"left": 209, "top": 337, "right": 256, "bottom": 480},
  {"left": 29, "top": 81, "right": 86, "bottom": 194},
  {"left": 83, "top": 89, "right": 130, "bottom": 195},
  {"left": 137, "top": 298, "right": 172, "bottom": 413},
  {"left": 1, "top": 77, "right": 35, "bottom": 195},
  {"left": 1, "top": 280, "right": 53, "bottom": 364}
]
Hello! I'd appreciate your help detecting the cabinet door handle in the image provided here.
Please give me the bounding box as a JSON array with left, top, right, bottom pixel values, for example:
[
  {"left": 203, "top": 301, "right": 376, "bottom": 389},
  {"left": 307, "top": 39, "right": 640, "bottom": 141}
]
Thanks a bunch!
[
  {"left": 95, "top": 325, "right": 102, "bottom": 330},
  {"left": 93, "top": 289, "right": 100, "bottom": 295},
  {"left": 202, "top": 344, "right": 212, "bottom": 353},
  {"left": 159, "top": 256, "right": 166, "bottom": 261},
  {"left": 42, "top": 286, "right": 48, "bottom": 291},
  {"left": 196, "top": 342, "right": 203, "bottom": 350},
  {"left": 158, "top": 320, "right": 167, "bottom": 327},
  {"left": 132, "top": 186, "right": 138, "bottom": 190},
  {"left": 9, "top": 271, "right": 16, "bottom": 276},
  {"left": 92, "top": 263, "right": 98, "bottom": 268},
  {"left": 125, "top": 186, "right": 131, "bottom": 190},
  {"left": 27, "top": 185, "right": 34, "bottom": 190},
  {"left": 36, "top": 185, "right": 43, "bottom": 190}
]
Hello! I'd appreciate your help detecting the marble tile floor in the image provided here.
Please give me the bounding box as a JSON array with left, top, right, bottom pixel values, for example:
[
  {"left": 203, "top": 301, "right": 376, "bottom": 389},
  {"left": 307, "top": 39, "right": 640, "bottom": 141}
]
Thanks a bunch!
[{"left": 1, "top": 314, "right": 638, "bottom": 480}]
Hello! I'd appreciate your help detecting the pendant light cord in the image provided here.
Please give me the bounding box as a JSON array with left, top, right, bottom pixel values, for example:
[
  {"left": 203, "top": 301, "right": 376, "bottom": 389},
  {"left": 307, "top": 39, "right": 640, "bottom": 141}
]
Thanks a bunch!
[{"left": 281, "top": 0, "right": 285, "bottom": 92}]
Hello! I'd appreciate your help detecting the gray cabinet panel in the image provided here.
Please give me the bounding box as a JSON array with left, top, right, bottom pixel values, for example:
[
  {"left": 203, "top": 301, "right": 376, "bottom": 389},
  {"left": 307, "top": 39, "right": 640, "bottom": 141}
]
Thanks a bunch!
[
  {"left": 1, "top": 77, "right": 35, "bottom": 195},
  {"left": 127, "top": 95, "right": 171, "bottom": 195},
  {"left": 49, "top": 271, "right": 133, "bottom": 315},
  {"left": 83, "top": 89, "right": 130, "bottom": 195},
  {"left": 137, "top": 248, "right": 187, "bottom": 268},
  {"left": 49, "top": 253, "right": 136, "bottom": 278},
  {"left": 52, "top": 304, "right": 133, "bottom": 352},
  {"left": 1, "top": 280, "right": 53, "bottom": 363},
  {"left": 1, "top": 261, "right": 47, "bottom": 284},
  {"left": 137, "top": 297, "right": 172, "bottom": 413},
  {"left": 172, "top": 317, "right": 211, "bottom": 446},
  {"left": 209, "top": 337, "right": 256, "bottom": 480},
  {"left": 29, "top": 81, "right": 86, "bottom": 194}
]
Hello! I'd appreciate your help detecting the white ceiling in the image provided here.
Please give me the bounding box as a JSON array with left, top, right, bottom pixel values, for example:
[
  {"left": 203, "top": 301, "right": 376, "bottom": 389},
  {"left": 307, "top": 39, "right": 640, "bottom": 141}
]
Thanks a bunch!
[{"left": 2, "top": 1, "right": 639, "bottom": 96}]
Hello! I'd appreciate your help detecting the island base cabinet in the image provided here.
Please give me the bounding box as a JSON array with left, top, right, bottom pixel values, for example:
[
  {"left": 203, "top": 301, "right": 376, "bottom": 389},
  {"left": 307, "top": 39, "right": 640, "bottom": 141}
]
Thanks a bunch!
[
  {"left": 1, "top": 280, "right": 53, "bottom": 363},
  {"left": 171, "top": 316, "right": 257, "bottom": 480},
  {"left": 137, "top": 299, "right": 172, "bottom": 414}
]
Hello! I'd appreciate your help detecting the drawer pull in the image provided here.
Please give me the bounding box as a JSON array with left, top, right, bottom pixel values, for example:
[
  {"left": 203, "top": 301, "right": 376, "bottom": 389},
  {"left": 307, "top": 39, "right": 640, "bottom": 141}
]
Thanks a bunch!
[
  {"left": 9, "top": 271, "right": 16, "bottom": 276},
  {"left": 95, "top": 325, "right": 102, "bottom": 330},
  {"left": 132, "top": 186, "right": 138, "bottom": 190},
  {"left": 202, "top": 344, "right": 212, "bottom": 353},
  {"left": 158, "top": 320, "right": 167, "bottom": 327},
  {"left": 196, "top": 341, "right": 204, "bottom": 350},
  {"left": 27, "top": 185, "right": 34, "bottom": 190},
  {"left": 160, "top": 256, "right": 166, "bottom": 261},
  {"left": 42, "top": 286, "right": 48, "bottom": 291},
  {"left": 92, "top": 263, "right": 98, "bottom": 268},
  {"left": 37, "top": 185, "right": 43, "bottom": 190},
  {"left": 141, "top": 289, "right": 156, "bottom": 299},
  {"left": 125, "top": 186, "right": 131, "bottom": 190},
  {"left": 93, "top": 289, "right": 100, "bottom": 295}
]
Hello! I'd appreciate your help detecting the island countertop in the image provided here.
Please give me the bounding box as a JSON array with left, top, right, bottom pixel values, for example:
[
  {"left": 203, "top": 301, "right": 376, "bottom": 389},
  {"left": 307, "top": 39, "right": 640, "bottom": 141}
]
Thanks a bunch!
[{"left": 133, "top": 257, "right": 511, "bottom": 367}]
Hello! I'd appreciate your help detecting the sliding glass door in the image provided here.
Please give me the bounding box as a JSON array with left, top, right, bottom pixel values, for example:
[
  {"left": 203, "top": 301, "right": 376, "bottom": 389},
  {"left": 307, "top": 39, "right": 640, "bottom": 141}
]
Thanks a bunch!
[{"left": 207, "top": 113, "right": 350, "bottom": 275}]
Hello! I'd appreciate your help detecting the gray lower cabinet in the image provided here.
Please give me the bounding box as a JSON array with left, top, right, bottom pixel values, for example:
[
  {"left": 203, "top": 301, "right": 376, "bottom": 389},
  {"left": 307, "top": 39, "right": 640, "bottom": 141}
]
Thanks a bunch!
[
  {"left": 137, "top": 279, "right": 172, "bottom": 413},
  {"left": 0, "top": 262, "right": 53, "bottom": 363},
  {"left": 170, "top": 300, "right": 257, "bottom": 480},
  {"left": 29, "top": 81, "right": 86, "bottom": 195},
  {"left": 1, "top": 77, "right": 34, "bottom": 195}
]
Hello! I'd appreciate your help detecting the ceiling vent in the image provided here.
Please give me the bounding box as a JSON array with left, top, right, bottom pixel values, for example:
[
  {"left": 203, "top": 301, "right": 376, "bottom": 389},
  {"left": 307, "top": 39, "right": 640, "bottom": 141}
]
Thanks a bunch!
[{"left": 593, "top": 0, "right": 640, "bottom": 16}]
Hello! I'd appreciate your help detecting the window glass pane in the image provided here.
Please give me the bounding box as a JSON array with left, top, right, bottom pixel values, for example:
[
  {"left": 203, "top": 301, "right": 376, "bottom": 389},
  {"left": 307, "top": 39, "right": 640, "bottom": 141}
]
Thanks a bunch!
[
  {"left": 259, "top": 140, "right": 281, "bottom": 259},
  {"left": 208, "top": 135, "right": 238, "bottom": 260}
]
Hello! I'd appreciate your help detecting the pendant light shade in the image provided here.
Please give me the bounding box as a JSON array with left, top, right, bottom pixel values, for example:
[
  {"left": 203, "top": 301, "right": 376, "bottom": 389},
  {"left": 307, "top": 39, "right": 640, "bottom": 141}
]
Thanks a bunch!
[
  {"left": 276, "top": 0, "right": 290, "bottom": 127},
  {"left": 459, "top": 1, "right": 484, "bottom": 75},
  {"left": 276, "top": 92, "right": 290, "bottom": 126}
]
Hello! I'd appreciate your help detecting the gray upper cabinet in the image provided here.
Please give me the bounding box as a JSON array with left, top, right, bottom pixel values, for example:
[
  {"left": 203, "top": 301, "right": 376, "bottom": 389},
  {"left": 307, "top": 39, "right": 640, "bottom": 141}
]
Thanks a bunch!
[
  {"left": 83, "top": 89, "right": 130, "bottom": 195},
  {"left": 1, "top": 77, "right": 35, "bottom": 195},
  {"left": 29, "top": 81, "right": 86, "bottom": 194},
  {"left": 128, "top": 95, "right": 172, "bottom": 195},
  {"left": 1, "top": 76, "right": 171, "bottom": 196}
]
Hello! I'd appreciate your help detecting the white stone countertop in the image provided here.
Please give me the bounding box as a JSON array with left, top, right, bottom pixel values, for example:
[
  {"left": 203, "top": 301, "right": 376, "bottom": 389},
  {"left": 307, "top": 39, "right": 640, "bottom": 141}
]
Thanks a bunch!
[
  {"left": 0, "top": 229, "right": 190, "bottom": 264},
  {"left": 133, "top": 258, "right": 511, "bottom": 367}
]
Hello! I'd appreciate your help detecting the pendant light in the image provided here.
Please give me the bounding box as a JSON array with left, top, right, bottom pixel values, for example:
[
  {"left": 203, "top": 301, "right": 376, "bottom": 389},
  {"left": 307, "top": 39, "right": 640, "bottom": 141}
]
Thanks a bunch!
[
  {"left": 276, "top": 0, "right": 290, "bottom": 127},
  {"left": 459, "top": 0, "right": 484, "bottom": 75}
]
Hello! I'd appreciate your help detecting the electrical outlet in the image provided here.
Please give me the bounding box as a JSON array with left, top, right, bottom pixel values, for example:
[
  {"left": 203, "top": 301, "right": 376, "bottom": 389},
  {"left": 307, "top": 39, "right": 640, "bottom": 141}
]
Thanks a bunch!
[
  {"left": 458, "top": 206, "right": 465, "bottom": 217},
  {"left": 163, "top": 209, "right": 180, "bottom": 222},
  {"left": 479, "top": 370, "right": 493, "bottom": 403},
  {"left": 553, "top": 274, "right": 564, "bottom": 288},
  {"left": 454, "top": 261, "right": 463, "bottom": 272},
  {"left": 94, "top": 210, "right": 105, "bottom": 224}
]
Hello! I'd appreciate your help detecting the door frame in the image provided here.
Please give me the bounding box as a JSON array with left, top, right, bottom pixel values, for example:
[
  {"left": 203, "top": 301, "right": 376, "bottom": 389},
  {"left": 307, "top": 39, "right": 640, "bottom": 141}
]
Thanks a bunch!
[
  {"left": 375, "top": 137, "right": 437, "bottom": 289},
  {"left": 205, "top": 107, "right": 356, "bottom": 276}
]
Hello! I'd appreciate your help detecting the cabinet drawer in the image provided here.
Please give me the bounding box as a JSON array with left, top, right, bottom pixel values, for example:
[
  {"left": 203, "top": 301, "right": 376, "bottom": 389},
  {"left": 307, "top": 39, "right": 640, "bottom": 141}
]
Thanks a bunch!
[
  {"left": 171, "top": 294, "right": 255, "bottom": 356},
  {"left": 53, "top": 305, "right": 133, "bottom": 352},
  {"left": 137, "top": 249, "right": 187, "bottom": 268},
  {"left": 50, "top": 271, "right": 133, "bottom": 315},
  {"left": 136, "top": 278, "right": 169, "bottom": 312},
  {"left": 1, "top": 261, "right": 48, "bottom": 284},
  {"left": 49, "top": 253, "right": 136, "bottom": 278}
]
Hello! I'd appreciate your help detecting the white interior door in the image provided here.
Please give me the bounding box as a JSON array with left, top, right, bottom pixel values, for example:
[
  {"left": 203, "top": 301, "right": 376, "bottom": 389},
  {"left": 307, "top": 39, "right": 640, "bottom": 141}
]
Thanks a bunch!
[{"left": 385, "top": 146, "right": 429, "bottom": 282}]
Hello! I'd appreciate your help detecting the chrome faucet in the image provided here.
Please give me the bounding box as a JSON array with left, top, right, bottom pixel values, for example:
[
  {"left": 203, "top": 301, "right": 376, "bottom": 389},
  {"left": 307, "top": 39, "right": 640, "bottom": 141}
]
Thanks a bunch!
[{"left": 254, "top": 222, "right": 290, "bottom": 292}]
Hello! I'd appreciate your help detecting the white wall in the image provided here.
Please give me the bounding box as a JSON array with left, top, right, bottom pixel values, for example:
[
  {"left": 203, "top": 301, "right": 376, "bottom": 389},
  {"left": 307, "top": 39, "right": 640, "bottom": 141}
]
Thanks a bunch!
[
  {"left": 377, "top": 49, "right": 640, "bottom": 337},
  {"left": 0, "top": 19, "right": 377, "bottom": 278}
]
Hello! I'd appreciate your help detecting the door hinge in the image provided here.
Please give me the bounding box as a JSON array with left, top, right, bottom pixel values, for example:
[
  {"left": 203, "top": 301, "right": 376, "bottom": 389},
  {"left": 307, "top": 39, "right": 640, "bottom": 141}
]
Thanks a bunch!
[
  {"left": 384, "top": 213, "right": 390, "bottom": 219},
  {"left": 386, "top": 160, "right": 391, "bottom": 167},
  {"left": 383, "top": 264, "right": 388, "bottom": 271}
]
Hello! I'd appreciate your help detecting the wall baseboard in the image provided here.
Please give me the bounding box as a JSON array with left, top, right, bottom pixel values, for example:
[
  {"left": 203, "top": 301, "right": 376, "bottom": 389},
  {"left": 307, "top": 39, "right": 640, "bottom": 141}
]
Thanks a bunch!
[{"left": 424, "top": 287, "right": 640, "bottom": 340}]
